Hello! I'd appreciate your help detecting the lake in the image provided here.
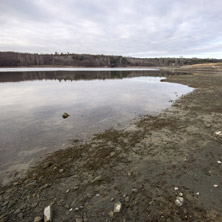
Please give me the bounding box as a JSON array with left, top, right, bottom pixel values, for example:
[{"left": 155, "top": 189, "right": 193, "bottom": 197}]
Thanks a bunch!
[{"left": 0, "top": 69, "right": 193, "bottom": 184}]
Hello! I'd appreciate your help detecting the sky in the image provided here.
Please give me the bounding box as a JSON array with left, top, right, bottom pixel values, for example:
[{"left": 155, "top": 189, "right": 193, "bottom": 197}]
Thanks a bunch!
[{"left": 0, "top": 0, "right": 222, "bottom": 58}]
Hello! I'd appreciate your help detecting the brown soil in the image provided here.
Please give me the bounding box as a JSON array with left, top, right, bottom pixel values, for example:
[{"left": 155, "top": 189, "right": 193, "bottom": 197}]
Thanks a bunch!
[{"left": 0, "top": 66, "right": 222, "bottom": 222}]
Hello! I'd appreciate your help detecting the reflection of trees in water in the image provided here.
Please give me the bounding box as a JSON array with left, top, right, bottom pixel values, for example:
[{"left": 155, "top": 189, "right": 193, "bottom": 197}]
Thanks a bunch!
[{"left": 0, "top": 70, "right": 189, "bottom": 83}]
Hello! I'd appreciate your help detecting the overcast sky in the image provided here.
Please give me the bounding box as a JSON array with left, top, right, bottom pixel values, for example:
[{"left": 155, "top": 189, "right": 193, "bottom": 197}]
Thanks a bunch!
[{"left": 0, "top": 0, "right": 222, "bottom": 58}]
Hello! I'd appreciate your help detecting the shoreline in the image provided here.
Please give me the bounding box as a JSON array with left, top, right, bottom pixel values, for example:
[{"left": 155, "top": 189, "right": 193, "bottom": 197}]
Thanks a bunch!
[{"left": 0, "top": 67, "right": 222, "bottom": 221}]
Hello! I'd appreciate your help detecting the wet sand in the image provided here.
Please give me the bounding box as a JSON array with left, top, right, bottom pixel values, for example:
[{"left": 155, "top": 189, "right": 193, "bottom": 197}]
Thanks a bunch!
[{"left": 0, "top": 66, "right": 222, "bottom": 221}]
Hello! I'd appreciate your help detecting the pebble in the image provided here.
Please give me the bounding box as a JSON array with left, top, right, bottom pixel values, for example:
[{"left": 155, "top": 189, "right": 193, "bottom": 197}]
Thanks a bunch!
[
  {"left": 31, "top": 203, "right": 38, "bottom": 208},
  {"left": 75, "top": 217, "right": 83, "bottom": 222},
  {"left": 125, "top": 196, "right": 130, "bottom": 202},
  {"left": 215, "top": 131, "right": 222, "bottom": 137},
  {"left": 108, "top": 211, "right": 114, "bottom": 217},
  {"left": 213, "top": 184, "right": 218, "bottom": 188},
  {"left": 217, "top": 161, "right": 222, "bottom": 164},
  {"left": 74, "top": 186, "right": 79, "bottom": 190},
  {"left": 59, "top": 169, "right": 64, "bottom": 173},
  {"left": 14, "top": 208, "right": 21, "bottom": 214},
  {"left": 66, "top": 189, "right": 70, "bottom": 193},
  {"left": 114, "top": 202, "right": 122, "bottom": 213},
  {"left": 110, "top": 152, "right": 115, "bottom": 157},
  {"left": 91, "top": 176, "right": 101, "bottom": 183},
  {"left": 34, "top": 216, "right": 42, "bottom": 222},
  {"left": 69, "top": 208, "right": 73, "bottom": 212},
  {"left": 175, "top": 197, "right": 184, "bottom": 207},
  {"left": 18, "top": 213, "right": 23, "bottom": 219},
  {"left": 196, "top": 192, "right": 200, "bottom": 195},
  {"left": 110, "top": 198, "right": 115, "bottom": 202},
  {"left": 174, "top": 187, "right": 179, "bottom": 191},
  {"left": 44, "top": 205, "right": 52, "bottom": 222},
  {"left": 179, "top": 192, "right": 183, "bottom": 197}
]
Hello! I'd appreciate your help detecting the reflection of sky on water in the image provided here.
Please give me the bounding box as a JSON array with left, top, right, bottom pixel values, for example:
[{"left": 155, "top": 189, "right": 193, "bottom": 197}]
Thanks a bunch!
[{"left": 0, "top": 73, "right": 193, "bottom": 183}]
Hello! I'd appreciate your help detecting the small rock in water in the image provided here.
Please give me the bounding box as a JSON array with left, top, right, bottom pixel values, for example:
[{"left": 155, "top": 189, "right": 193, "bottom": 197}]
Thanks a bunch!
[
  {"left": 34, "top": 216, "right": 42, "bottom": 222},
  {"left": 62, "top": 112, "right": 70, "bottom": 119},
  {"left": 114, "top": 202, "right": 122, "bottom": 213},
  {"left": 44, "top": 205, "right": 52, "bottom": 222},
  {"left": 175, "top": 197, "right": 184, "bottom": 207}
]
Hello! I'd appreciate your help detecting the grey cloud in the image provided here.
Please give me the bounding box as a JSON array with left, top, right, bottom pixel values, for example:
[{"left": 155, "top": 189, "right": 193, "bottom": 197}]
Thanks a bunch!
[{"left": 0, "top": 0, "right": 222, "bottom": 58}]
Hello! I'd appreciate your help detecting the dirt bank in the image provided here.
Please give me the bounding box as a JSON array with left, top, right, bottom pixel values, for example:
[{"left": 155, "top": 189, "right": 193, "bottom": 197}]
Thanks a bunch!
[{"left": 0, "top": 67, "right": 222, "bottom": 222}]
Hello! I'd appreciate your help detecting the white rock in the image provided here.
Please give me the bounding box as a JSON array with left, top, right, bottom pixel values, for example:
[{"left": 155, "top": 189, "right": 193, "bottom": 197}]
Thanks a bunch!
[
  {"left": 175, "top": 197, "right": 184, "bottom": 207},
  {"left": 174, "top": 187, "right": 179, "bottom": 191},
  {"left": 215, "top": 131, "right": 222, "bottom": 137},
  {"left": 217, "top": 161, "right": 222, "bottom": 164},
  {"left": 196, "top": 192, "right": 200, "bottom": 195},
  {"left": 179, "top": 192, "right": 183, "bottom": 197},
  {"left": 44, "top": 205, "right": 52, "bottom": 222},
  {"left": 69, "top": 208, "right": 73, "bottom": 212},
  {"left": 114, "top": 202, "right": 122, "bottom": 213},
  {"left": 213, "top": 184, "right": 218, "bottom": 188}
]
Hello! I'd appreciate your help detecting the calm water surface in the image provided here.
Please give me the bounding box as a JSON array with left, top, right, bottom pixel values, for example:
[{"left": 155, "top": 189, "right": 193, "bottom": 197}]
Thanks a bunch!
[{"left": 0, "top": 70, "right": 193, "bottom": 184}]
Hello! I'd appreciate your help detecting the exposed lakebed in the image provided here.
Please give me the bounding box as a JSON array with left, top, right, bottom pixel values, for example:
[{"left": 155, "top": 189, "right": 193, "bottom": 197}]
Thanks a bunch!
[{"left": 0, "top": 69, "right": 193, "bottom": 184}]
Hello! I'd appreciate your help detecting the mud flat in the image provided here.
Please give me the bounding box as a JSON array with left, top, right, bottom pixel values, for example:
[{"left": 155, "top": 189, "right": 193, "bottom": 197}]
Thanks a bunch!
[{"left": 0, "top": 66, "right": 222, "bottom": 221}]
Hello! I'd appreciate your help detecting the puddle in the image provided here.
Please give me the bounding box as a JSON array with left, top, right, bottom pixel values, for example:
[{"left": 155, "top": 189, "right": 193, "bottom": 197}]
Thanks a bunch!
[{"left": 0, "top": 70, "right": 193, "bottom": 184}]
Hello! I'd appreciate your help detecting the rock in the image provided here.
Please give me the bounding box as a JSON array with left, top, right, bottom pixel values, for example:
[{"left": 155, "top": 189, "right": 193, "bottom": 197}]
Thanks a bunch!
[
  {"left": 91, "top": 176, "right": 101, "bottom": 183},
  {"left": 66, "top": 189, "right": 70, "bottom": 193},
  {"left": 43, "top": 162, "right": 52, "bottom": 169},
  {"left": 213, "top": 184, "right": 218, "bottom": 188},
  {"left": 108, "top": 211, "right": 114, "bottom": 217},
  {"left": 14, "top": 208, "right": 21, "bottom": 214},
  {"left": 18, "top": 213, "right": 23, "bottom": 219},
  {"left": 34, "top": 216, "right": 42, "bottom": 222},
  {"left": 31, "top": 203, "right": 38, "bottom": 208},
  {"left": 215, "top": 131, "right": 222, "bottom": 137},
  {"left": 44, "top": 205, "right": 52, "bottom": 222},
  {"left": 59, "top": 169, "right": 64, "bottom": 173},
  {"left": 75, "top": 217, "right": 83, "bottom": 222},
  {"left": 175, "top": 197, "right": 184, "bottom": 207},
  {"left": 113, "top": 202, "right": 122, "bottom": 213},
  {"left": 132, "top": 189, "right": 137, "bottom": 193},
  {"left": 110, "top": 198, "right": 115, "bottom": 202},
  {"left": 26, "top": 182, "right": 37, "bottom": 188},
  {"left": 74, "top": 186, "right": 79, "bottom": 190},
  {"left": 62, "top": 113, "right": 70, "bottom": 119},
  {"left": 110, "top": 152, "right": 115, "bottom": 157},
  {"left": 125, "top": 196, "right": 130, "bottom": 202},
  {"left": 40, "top": 184, "right": 49, "bottom": 190},
  {"left": 174, "top": 187, "right": 179, "bottom": 191},
  {"left": 217, "top": 160, "right": 222, "bottom": 164},
  {"left": 13, "top": 182, "right": 19, "bottom": 186},
  {"left": 179, "top": 192, "right": 183, "bottom": 197}
]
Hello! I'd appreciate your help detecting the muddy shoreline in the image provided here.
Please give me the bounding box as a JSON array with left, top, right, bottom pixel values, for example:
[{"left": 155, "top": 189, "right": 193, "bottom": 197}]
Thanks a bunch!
[{"left": 0, "top": 67, "right": 222, "bottom": 221}]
